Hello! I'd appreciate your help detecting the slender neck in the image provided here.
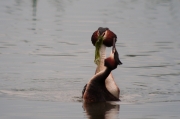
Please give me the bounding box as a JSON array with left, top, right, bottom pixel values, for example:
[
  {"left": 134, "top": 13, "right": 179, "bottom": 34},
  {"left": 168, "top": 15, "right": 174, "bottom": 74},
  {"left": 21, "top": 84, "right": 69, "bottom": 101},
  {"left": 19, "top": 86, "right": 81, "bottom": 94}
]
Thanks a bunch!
[
  {"left": 100, "top": 68, "right": 111, "bottom": 81},
  {"left": 99, "top": 44, "right": 106, "bottom": 61},
  {"left": 96, "top": 44, "right": 106, "bottom": 73},
  {"left": 91, "top": 67, "right": 111, "bottom": 84}
]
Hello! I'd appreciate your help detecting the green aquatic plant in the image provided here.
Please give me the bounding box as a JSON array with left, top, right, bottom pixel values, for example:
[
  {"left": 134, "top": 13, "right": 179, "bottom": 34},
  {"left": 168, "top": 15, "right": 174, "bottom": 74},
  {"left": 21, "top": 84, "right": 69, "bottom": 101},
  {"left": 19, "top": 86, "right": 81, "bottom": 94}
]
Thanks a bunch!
[{"left": 94, "top": 35, "right": 104, "bottom": 65}]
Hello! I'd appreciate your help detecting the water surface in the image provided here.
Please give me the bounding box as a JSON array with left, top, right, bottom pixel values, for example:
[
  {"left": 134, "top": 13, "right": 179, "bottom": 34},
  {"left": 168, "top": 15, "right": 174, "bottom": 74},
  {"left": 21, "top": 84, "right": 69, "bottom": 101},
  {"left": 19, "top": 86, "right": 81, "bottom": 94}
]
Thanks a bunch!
[{"left": 0, "top": 0, "right": 180, "bottom": 119}]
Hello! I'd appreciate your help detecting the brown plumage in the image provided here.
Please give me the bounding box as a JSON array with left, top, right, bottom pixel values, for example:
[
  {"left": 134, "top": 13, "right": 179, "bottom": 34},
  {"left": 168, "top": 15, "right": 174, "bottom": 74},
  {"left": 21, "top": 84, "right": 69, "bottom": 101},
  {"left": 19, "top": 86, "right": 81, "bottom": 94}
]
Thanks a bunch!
[
  {"left": 83, "top": 43, "right": 122, "bottom": 103},
  {"left": 82, "top": 27, "right": 120, "bottom": 99},
  {"left": 91, "top": 27, "right": 117, "bottom": 47}
]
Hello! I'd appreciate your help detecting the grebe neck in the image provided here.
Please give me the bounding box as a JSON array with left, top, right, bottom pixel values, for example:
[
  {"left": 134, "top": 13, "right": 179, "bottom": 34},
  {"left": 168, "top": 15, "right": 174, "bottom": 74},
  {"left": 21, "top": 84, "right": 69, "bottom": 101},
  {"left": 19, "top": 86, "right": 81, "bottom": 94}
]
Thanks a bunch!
[{"left": 96, "top": 44, "right": 106, "bottom": 73}]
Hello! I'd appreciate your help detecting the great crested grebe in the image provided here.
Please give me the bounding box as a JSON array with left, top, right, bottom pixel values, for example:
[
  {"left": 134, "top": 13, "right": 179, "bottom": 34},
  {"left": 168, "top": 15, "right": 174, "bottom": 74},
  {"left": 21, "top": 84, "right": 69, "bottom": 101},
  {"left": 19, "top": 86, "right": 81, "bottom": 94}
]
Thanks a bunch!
[
  {"left": 82, "top": 27, "right": 120, "bottom": 99},
  {"left": 83, "top": 39, "right": 122, "bottom": 103}
]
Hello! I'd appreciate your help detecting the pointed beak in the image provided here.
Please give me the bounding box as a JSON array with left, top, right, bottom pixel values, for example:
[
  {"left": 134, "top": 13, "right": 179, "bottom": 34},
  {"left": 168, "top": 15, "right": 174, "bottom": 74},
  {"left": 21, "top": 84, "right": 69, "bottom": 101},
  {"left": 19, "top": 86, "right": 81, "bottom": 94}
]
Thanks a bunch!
[
  {"left": 98, "top": 27, "right": 108, "bottom": 37},
  {"left": 117, "top": 55, "right": 123, "bottom": 65},
  {"left": 112, "top": 38, "right": 122, "bottom": 65},
  {"left": 112, "top": 38, "right": 116, "bottom": 52}
]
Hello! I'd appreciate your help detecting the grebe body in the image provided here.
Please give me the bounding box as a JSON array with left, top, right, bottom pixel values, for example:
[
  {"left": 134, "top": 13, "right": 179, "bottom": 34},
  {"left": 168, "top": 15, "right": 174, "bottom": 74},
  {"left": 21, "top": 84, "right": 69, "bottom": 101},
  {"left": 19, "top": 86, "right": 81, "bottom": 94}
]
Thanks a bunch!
[{"left": 83, "top": 44, "right": 122, "bottom": 103}]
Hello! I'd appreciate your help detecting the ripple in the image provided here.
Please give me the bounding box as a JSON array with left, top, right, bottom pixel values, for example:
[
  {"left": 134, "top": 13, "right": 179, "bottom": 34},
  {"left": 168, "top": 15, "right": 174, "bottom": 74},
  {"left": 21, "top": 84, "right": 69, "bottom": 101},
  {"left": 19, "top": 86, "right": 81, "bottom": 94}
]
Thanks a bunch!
[
  {"left": 3, "top": 44, "right": 16, "bottom": 46},
  {"left": 31, "top": 53, "right": 77, "bottom": 57},
  {"left": 149, "top": 91, "right": 172, "bottom": 95},
  {"left": 159, "top": 100, "right": 180, "bottom": 103},
  {"left": 133, "top": 82, "right": 147, "bottom": 87},
  {"left": 0, "top": 47, "right": 7, "bottom": 48},
  {"left": 159, "top": 47, "right": 173, "bottom": 49},
  {"left": 75, "top": 51, "right": 89, "bottom": 53},
  {"left": 58, "top": 41, "right": 77, "bottom": 45},
  {"left": 73, "top": 96, "right": 83, "bottom": 102},
  {"left": 155, "top": 41, "right": 173, "bottom": 44},
  {"left": 125, "top": 64, "right": 173, "bottom": 69},
  {"left": 116, "top": 43, "right": 126, "bottom": 47},
  {"left": 20, "top": 40, "right": 30, "bottom": 43},
  {"left": 42, "top": 46, "right": 53, "bottom": 48},
  {"left": 155, "top": 41, "right": 174, "bottom": 49},
  {"left": 141, "top": 51, "right": 160, "bottom": 53},
  {"left": 0, "top": 89, "right": 82, "bottom": 102},
  {"left": 139, "top": 72, "right": 180, "bottom": 77},
  {"left": 151, "top": 72, "right": 180, "bottom": 77},
  {"left": 125, "top": 54, "right": 150, "bottom": 57},
  {"left": 11, "top": 88, "right": 43, "bottom": 92}
]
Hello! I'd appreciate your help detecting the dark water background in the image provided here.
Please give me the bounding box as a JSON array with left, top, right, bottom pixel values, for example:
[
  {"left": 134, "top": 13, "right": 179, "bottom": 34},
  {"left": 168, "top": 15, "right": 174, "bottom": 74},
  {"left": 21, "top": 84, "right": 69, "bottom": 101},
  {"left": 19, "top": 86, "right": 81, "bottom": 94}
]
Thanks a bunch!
[{"left": 0, "top": 0, "right": 180, "bottom": 119}]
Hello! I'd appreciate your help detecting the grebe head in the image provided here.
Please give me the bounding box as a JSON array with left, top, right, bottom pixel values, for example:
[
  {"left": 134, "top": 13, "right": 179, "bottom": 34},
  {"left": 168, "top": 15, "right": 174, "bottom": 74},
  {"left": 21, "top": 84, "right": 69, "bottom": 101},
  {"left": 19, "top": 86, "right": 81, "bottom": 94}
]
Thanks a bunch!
[
  {"left": 92, "top": 27, "right": 117, "bottom": 65},
  {"left": 91, "top": 27, "right": 117, "bottom": 47},
  {"left": 105, "top": 39, "right": 122, "bottom": 70}
]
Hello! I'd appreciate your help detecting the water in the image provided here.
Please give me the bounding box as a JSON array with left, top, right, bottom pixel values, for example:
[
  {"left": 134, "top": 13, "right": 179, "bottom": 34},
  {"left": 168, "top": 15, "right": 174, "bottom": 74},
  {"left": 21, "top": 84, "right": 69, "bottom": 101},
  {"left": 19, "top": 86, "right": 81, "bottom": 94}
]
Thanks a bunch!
[{"left": 0, "top": 0, "right": 180, "bottom": 118}]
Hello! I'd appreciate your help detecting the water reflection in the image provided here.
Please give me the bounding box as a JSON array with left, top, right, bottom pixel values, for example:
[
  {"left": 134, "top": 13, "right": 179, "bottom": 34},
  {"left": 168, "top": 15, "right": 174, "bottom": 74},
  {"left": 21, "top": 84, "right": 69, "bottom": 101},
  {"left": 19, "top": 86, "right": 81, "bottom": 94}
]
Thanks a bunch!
[
  {"left": 32, "top": 0, "right": 37, "bottom": 19},
  {"left": 83, "top": 102, "right": 119, "bottom": 119},
  {"left": 32, "top": 0, "right": 37, "bottom": 31}
]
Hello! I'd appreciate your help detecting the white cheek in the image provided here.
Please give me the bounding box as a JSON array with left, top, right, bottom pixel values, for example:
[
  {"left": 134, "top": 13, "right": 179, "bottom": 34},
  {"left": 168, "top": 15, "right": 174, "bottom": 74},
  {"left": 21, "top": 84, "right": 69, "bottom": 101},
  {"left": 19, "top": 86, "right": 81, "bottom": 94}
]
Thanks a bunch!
[
  {"left": 103, "top": 31, "right": 108, "bottom": 39},
  {"left": 109, "top": 51, "right": 114, "bottom": 59}
]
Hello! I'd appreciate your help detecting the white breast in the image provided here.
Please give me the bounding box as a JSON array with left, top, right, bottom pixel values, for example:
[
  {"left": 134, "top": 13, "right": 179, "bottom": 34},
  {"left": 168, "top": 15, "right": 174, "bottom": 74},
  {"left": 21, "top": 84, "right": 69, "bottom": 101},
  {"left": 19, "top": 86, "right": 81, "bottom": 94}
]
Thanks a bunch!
[{"left": 95, "top": 44, "right": 119, "bottom": 98}]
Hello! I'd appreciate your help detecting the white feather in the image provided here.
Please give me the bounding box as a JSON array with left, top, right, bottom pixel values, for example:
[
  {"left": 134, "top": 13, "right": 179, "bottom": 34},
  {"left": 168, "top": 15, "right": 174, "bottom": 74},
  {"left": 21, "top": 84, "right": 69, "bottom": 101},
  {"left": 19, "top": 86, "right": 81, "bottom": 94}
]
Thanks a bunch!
[{"left": 96, "top": 44, "right": 119, "bottom": 98}]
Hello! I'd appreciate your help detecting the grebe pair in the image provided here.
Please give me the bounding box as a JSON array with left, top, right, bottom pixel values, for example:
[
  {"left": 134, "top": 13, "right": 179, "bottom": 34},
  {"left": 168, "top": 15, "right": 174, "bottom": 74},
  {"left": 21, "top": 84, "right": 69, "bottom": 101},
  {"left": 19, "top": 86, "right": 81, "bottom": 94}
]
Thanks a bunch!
[{"left": 82, "top": 27, "right": 122, "bottom": 103}]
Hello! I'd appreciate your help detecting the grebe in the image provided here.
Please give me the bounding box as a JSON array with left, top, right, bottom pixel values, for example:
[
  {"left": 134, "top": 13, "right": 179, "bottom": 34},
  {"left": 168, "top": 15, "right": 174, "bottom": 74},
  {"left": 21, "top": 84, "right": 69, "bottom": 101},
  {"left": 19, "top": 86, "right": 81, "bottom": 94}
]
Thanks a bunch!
[
  {"left": 82, "top": 27, "right": 120, "bottom": 99},
  {"left": 83, "top": 39, "right": 122, "bottom": 103}
]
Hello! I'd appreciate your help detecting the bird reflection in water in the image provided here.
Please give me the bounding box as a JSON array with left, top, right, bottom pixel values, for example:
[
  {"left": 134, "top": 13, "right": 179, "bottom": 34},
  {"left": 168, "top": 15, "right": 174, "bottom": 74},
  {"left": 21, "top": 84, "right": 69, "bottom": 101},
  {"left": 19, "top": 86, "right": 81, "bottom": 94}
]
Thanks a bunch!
[{"left": 83, "top": 102, "right": 120, "bottom": 119}]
